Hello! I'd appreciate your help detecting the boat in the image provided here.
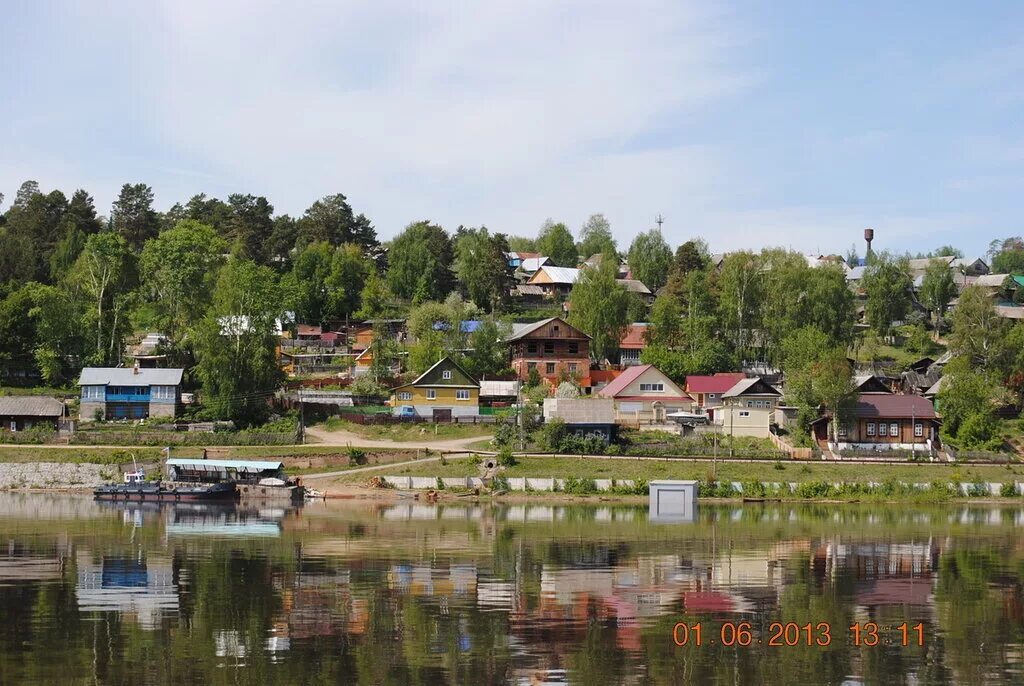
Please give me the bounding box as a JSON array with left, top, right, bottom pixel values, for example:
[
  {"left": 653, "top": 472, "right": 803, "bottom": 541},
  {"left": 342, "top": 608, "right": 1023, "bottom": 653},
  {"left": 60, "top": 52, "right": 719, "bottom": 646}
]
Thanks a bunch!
[{"left": 93, "top": 464, "right": 238, "bottom": 502}]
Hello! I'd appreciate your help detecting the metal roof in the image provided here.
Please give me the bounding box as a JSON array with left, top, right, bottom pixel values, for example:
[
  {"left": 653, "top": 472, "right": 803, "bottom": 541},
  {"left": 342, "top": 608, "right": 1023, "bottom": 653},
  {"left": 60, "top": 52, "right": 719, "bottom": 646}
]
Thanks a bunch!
[
  {"left": 616, "top": 279, "right": 651, "bottom": 294},
  {"left": 480, "top": 380, "right": 521, "bottom": 397},
  {"left": 542, "top": 398, "right": 614, "bottom": 424},
  {"left": 520, "top": 257, "right": 550, "bottom": 272},
  {"left": 166, "top": 458, "right": 284, "bottom": 471},
  {"left": 0, "top": 396, "right": 65, "bottom": 417},
  {"left": 975, "top": 273, "right": 1010, "bottom": 287},
  {"left": 722, "top": 377, "right": 781, "bottom": 398},
  {"left": 535, "top": 266, "right": 581, "bottom": 284},
  {"left": 78, "top": 367, "right": 184, "bottom": 386}
]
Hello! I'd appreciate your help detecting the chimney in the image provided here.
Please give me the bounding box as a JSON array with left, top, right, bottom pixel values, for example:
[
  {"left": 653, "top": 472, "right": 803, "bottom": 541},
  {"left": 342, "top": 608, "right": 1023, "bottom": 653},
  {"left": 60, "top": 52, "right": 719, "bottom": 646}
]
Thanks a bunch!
[{"left": 864, "top": 228, "right": 874, "bottom": 259}]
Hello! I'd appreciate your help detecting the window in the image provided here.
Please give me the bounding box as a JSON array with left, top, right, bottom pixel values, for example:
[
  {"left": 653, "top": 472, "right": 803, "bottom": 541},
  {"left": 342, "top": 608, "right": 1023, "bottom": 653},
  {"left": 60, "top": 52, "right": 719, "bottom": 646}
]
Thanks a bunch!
[
  {"left": 546, "top": 362, "right": 556, "bottom": 374},
  {"left": 639, "top": 383, "right": 664, "bottom": 392},
  {"left": 81, "top": 385, "right": 104, "bottom": 400},
  {"left": 915, "top": 423, "right": 924, "bottom": 437},
  {"left": 568, "top": 363, "right": 578, "bottom": 374},
  {"left": 746, "top": 401, "right": 754, "bottom": 407},
  {"left": 398, "top": 392, "right": 412, "bottom": 401},
  {"left": 544, "top": 342, "right": 555, "bottom": 354},
  {"left": 527, "top": 362, "right": 537, "bottom": 371},
  {"left": 442, "top": 370, "right": 452, "bottom": 380},
  {"left": 527, "top": 342, "right": 538, "bottom": 354},
  {"left": 838, "top": 424, "right": 847, "bottom": 437},
  {"left": 878, "top": 423, "right": 887, "bottom": 437},
  {"left": 867, "top": 422, "right": 876, "bottom": 436},
  {"left": 708, "top": 394, "right": 717, "bottom": 400},
  {"left": 553, "top": 325, "right": 560, "bottom": 335},
  {"left": 739, "top": 411, "right": 750, "bottom": 417},
  {"left": 568, "top": 342, "right": 578, "bottom": 354},
  {"left": 456, "top": 390, "right": 470, "bottom": 400},
  {"left": 890, "top": 422, "right": 899, "bottom": 437},
  {"left": 426, "top": 390, "right": 436, "bottom": 400}
]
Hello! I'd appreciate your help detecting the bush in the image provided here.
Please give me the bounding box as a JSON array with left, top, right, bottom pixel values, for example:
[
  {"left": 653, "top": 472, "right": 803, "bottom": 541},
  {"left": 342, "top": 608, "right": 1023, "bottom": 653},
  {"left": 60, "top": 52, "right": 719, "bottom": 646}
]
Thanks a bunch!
[
  {"left": 968, "top": 482, "right": 992, "bottom": 498},
  {"left": 794, "top": 481, "right": 835, "bottom": 499},
  {"left": 537, "top": 418, "right": 568, "bottom": 452},
  {"left": 1000, "top": 481, "right": 1019, "bottom": 498},
  {"left": 347, "top": 448, "right": 368, "bottom": 466},
  {"left": 562, "top": 477, "right": 598, "bottom": 495},
  {"left": 491, "top": 420, "right": 518, "bottom": 449},
  {"left": 497, "top": 447, "right": 517, "bottom": 467},
  {"left": 348, "top": 376, "right": 390, "bottom": 400}
]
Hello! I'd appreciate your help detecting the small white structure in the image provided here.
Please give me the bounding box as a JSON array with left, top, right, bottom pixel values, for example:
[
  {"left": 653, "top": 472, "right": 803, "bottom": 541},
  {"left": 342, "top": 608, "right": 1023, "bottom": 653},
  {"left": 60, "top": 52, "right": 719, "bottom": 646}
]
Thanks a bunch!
[{"left": 648, "top": 480, "right": 698, "bottom": 523}]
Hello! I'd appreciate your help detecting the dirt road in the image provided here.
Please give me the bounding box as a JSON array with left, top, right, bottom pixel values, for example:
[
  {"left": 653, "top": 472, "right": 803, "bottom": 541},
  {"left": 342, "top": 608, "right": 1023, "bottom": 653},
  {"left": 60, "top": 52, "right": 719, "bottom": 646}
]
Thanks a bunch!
[{"left": 303, "top": 426, "right": 492, "bottom": 451}]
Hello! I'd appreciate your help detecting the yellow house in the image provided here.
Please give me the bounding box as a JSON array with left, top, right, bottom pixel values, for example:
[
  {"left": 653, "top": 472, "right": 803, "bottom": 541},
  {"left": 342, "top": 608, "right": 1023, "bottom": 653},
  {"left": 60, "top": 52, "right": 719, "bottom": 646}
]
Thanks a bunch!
[
  {"left": 390, "top": 357, "right": 480, "bottom": 420},
  {"left": 712, "top": 377, "right": 782, "bottom": 438}
]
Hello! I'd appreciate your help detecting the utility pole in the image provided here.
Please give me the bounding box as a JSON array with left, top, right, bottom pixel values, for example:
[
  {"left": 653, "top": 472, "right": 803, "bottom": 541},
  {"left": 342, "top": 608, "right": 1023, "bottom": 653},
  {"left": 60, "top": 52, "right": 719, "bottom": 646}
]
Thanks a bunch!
[{"left": 655, "top": 214, "right": 665, "bottom": 231}]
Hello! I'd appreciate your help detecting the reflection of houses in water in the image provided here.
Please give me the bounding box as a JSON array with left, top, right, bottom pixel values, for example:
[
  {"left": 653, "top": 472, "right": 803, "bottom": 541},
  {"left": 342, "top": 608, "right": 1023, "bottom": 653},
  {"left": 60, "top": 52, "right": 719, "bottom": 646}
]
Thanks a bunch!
[
  {"left": 389, "top": 563, "right": 478, "bottom": 598},
  {"left": 75, "top": 551, "right": 178, "bottom": 629},
  {"left": 0, "top": 540, "right": 70, "bottom": 582},
  {"left": 164, "top": 504, "right": 285, "bottom": 538},
  {"left": 815, "top": 541, "right": 939, "bottom": 580}
]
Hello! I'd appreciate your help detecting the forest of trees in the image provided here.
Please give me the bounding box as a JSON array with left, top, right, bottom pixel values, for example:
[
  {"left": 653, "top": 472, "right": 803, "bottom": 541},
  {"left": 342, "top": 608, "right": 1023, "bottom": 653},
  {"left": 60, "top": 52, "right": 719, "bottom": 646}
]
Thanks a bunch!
[{"left": 1, "top": 179, "right": 1023, "bottom": 442}]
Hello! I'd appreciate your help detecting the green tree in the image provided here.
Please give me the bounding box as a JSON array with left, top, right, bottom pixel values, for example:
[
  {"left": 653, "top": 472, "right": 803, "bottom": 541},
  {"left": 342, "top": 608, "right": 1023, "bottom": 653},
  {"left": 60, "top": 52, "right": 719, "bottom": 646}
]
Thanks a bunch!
[
  {"left": 194, "top": 260, "right": 284, "bottom": 425},
  {"left": 568, "top": 258, "right": 630, "bottom": 362},
  {"left": 948, "top": 285, "right": 1009, "bottom": 371},
  {"left": 356, "top": 269, "right": 393, "bottom": 320},
  {"left": 781, "top": 328, "right": 854, "bottom": 436},
  {"left": 226, "top": 194, "right": 274, "bottom": 263},
  {"left": 281, "top": 241, "right": 333, "bottom": 325},
  {"left": 325, "top": 243, "right": 371, "bottom": 320},
  {"left": 182, "top": 193, "right": 232, "bottom": 234},
  {"left": 110, "top": 182, "right": 159, "bottom": 250},
  {"left": 992, "top": 248, "right": 1024, "bottom": 273},
  {"left": 717, "top": 251, "right": 763, "bottom": 359},
  {"left": 627, "top": 228, "right": 673, "bottom": 292},
  {"left": 668, "top": 239, "right": 709, "bottom": 280},
  {"left": 26, "top": 284, "right": 86, "bottom": 384},
  {"left": 862, "top": 253, "right": 912, "bottom": 338},
  {"left": 919, "top": 258, "right": 956, "bottom": 325},
  {"left": 454, "top": 227, "right": 512, "bottom": 312},
  {"left": 506, "top": 235, "right": 537, "bottom": 253},
  {"left": 937, "top": 358, "right": 1002, "bottom": 448},
  {"left": 647, "top": 295, "right": 682, "bottom": 347},
  {"left": 462, "top": 318, "right": 512, "bottom": 380},
  {"left": 576, "top": 214, "right": 617, "bottom": 260},
  {"left": 536, "top": 220, "right": 578, "bottom": 267},
  {"left": 297, "top": 193, "right": 377, "bottom": 252},
  {"left": 139, "top": 219, "right": 227, "bottom": 343},
  {"left": 406, "top": 300, "right": 461, "bottom": 373},
  {"left": 386, "top": 220, "right": 455, "bottom": 301},
  {"left": 68, "top": 232, "right": 136, "bottom": 365},
  {"left": 0, "top": 286, "right": 42, "bottom": 383},
  {"left": 3, "top": 181, "right": 69, "bottom": 281}
]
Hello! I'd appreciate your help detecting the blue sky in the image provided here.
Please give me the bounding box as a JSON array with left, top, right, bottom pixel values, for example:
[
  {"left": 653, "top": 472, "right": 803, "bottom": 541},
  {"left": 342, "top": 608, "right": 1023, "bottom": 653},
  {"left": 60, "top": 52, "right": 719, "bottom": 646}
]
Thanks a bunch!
[{"left": 1, "top": 1, "right": 1022, "bottom": 257}]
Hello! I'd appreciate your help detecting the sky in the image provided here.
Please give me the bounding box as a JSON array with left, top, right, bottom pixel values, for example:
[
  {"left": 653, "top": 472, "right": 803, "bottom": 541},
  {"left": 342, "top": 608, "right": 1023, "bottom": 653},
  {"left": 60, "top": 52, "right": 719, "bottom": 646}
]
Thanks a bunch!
[{"left": 1, "top": 1, "right": 1022, "bottom": 257}]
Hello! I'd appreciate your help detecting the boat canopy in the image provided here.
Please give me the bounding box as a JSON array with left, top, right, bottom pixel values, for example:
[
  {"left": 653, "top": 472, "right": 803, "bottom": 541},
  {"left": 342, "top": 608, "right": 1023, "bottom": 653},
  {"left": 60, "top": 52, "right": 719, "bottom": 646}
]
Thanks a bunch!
[{"left": 166, "top": 458, "right": 285, "bottom": 483}]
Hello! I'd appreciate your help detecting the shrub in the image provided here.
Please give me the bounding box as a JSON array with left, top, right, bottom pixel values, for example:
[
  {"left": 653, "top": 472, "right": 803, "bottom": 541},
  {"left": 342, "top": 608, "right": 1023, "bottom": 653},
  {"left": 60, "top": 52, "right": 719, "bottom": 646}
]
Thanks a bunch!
[
  {"left": 537, "top": 418, "right": 568, "bottom": 452},
  {"left": 562, "top": 477, "right": 598, "bottom": 495},
  {"left": 742, "top": 480, "right": 767, "bottom": 498},
  {"left": 491, "top": 420, "right": 518, "bottom": 449},
  {"left": 794, "top": 481, "right": 835, "bottom": 499},
  {"left": 347, "top": 448, "right": 368, "bottom": 466},
  {"left": 1000, "top": 481, "right": 1019, "bottom": 498},
  {"left": 968, "top": 482, "right": 991, "bottom": 498},
  {"left": 491, "top": 475, "right": 510, "bottom": 491},
  {"left": 497, "top": 447, "right": 517, "bottom": 467}
]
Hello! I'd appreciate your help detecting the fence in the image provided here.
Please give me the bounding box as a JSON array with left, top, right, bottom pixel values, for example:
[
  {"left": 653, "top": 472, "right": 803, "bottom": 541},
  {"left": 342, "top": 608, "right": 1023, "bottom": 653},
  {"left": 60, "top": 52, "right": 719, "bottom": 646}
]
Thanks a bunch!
[
  {"left": 768, "top": 432, "right": 814, "bottom": 459},
  {"left": 69, "top": 431, "right": 297, "bottom": 446}
]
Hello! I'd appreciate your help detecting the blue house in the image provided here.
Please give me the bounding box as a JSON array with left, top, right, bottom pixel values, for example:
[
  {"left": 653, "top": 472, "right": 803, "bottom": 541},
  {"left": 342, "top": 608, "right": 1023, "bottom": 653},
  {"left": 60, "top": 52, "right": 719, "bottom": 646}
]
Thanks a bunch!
[{"left": 78, "top": 367, "right": 184, "bottom": 420}]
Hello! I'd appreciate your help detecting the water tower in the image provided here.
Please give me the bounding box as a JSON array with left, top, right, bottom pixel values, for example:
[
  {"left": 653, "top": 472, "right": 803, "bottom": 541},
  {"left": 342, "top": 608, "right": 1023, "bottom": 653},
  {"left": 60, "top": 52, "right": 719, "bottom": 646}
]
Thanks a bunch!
[{"left": 864, "top": 228, "right": 875, "bottom": 258}]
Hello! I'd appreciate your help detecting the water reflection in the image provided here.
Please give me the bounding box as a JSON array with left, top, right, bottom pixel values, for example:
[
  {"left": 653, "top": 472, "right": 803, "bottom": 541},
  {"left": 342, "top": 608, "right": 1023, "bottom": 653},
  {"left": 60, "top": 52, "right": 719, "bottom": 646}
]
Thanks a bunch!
[{"left": 1, "top": 494, "right": 1024, "bottom": 684}]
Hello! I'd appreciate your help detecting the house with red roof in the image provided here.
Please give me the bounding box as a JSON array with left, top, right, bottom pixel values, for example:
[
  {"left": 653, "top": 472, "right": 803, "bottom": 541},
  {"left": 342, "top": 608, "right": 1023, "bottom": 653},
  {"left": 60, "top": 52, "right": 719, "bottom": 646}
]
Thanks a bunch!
[
  {"left": 810, "top": 394, "right": 941, "bottom": 452},
  {"left": 684, "top": 372, "right": 746, "bottom": 411},
  {"left": 617, "top": 323, "right": 648, "bottom": 366},
  {"left": 598, "top": 364, "right": 694, "bottom": 424}
]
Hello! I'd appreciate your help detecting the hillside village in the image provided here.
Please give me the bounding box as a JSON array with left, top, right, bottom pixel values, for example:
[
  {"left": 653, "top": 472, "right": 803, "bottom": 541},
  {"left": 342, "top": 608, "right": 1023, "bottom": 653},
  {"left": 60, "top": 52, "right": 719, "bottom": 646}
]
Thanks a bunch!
[{"left": 2, "top": 181, "right": 1024, "bottom": 461}]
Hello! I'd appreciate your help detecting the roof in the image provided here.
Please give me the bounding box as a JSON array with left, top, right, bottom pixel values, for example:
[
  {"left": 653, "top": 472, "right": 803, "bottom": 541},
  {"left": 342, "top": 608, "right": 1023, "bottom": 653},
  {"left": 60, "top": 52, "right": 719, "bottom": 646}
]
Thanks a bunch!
[
  {"left": 722, "top": 377, "right": 781, "bottom": 398},
  {"left": 402, "top": 356, "right": 478, "bottom": 388},
  {"left": 542, "top": 398, "right": 615, "bottom": 424},
  {"left": 685, "top": 373, "right": 746, "bottom": 394},
  {"left": 520, "top": 257, "right": 549, "bottom": 272},
  {"left": 908, "top": 256, "right": 955, "bottom": 271},
  {"left": 995, "top": 305, "right": 1024, "bottom": 319},
  {"left": 854, "top": 375, "right": 892, "bottom": 394},
  {"left": 531, "top": 265, "right": 581, "bottom": 285},
  {"left": 166, "top": 458, "right": 283, "bottom": 471},
  {"left": 296, "top": 324, "right": 322, "bottom": 336},
  {"left": 975, "top": 273, "right": 1010, "bottom": 287},
  {"left": 902, "top": 368, "right": 942, "bottom": 390},
  {"left": 951, "top": 257, "right": 988, "bottom": 271},
  {"left": 78, "top": 367, "right": 184, "bottom": 386},
  {"left": 846, "top": 266, "right": 867, "bottom": 281},
  {"left": 851, "top": 394, "right": 937, "bottom": 419},
  {"left": 506, "top": 317, "right": 590, "bottom": 341},
  {"left": 0, "top": 396, "right": 64, "bottom": 417},
  {"left": 924, "top": 377, "right": 946, "bottom": 396},
  {"left": 619, "top": 324, "right": 649, "bottom": 349},
  {"left": 617, "top": 279, "right": 651, "bottom": 295},
  {"left": 1013, "top": 275, "right": 1024, "bottom": 288},
  {"left": 514, "top": 284, "right": 546, "bottom": 296},
  {"left": 479, "top": 380, "right": 521, "bottom": 397}
]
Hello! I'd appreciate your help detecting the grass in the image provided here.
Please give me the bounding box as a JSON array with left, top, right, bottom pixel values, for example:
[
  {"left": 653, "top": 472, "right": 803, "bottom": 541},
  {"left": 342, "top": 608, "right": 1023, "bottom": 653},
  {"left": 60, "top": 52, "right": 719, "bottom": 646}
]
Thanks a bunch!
[
  {"left": 0, "top": 385, "right": 76, "bottom": 397},
  {"left": 0, "top": 445, "right": 164, "bottom": 464},
  {"left": 316, "top": 418, "right": 495, "bottom": 442},
  {"left": 0, "top": 443, "right": 418, "bottom": 464},
  {"left": 329, "top": 454, "right": 1024, "bottom": 485}
]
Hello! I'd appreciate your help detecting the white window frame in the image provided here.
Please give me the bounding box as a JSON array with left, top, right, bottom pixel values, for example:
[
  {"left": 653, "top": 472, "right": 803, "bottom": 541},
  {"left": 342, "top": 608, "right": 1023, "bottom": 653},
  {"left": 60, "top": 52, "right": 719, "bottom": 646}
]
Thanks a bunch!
[
  {"left": 739, "top": 410, "right": 750, "bottom": 417},
  {"left": 442, "top": 370, "right": 452, "bottom": 380},
  {"left": 639, "top": 383, "right": 664, "bottom": 392},
  {"left": 878, "top": 423, "right": 887, "bottom": 437},
  {"left": 867, "top": 422, "right": 876, "bottom": 437},
  {"left": 838, "top": 424, "right": 847, "bottom": 437},
  {"left": 915, "top": 423, "right": 923, "bottom": 437},
  {"left": 456, "top": 389, "right": 470, "bottom": 401},
  {"left": 398, "top": 391, "right": 412, "bottom": 401},
  {"left": 708, "top": 394, "right": 717, "bottom": 400},
  {"left": 426, "top": 389, "right": 436, "bottom": 400},
  {"left": 890, "top": 422, "right": 899, "bottom": 437}
]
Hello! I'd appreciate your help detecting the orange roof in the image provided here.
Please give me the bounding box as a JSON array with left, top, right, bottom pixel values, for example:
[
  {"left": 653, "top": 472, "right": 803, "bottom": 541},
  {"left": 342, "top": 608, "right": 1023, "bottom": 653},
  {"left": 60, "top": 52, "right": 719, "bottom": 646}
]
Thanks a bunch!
[
  {"left": 619, "top": 324, "right": 648, "bottom": 349},
  {"left": 589, "top": 369, "right": 621, "bottom": 384}
]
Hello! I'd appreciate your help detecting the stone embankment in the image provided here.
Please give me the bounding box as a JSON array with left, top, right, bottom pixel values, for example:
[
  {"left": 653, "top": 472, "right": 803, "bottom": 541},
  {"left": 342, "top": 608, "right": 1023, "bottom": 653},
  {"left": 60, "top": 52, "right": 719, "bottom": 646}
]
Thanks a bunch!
[{"left": 0, "top": 462, "right": 116, "bottom": 490}]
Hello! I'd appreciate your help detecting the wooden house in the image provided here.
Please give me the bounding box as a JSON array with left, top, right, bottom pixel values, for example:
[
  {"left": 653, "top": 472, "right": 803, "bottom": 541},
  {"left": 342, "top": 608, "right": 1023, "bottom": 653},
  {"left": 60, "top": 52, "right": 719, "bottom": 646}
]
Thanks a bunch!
[{"left": 507, "top": 317, "right": 591, "bottom": 388}]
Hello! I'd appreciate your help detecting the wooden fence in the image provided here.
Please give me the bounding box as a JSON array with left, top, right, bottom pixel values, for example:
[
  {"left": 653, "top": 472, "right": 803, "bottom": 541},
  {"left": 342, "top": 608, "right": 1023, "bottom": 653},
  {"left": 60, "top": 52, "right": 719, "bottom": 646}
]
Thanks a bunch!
[{"left": 768, "top": 432, "right": 814, "bottom": 459}]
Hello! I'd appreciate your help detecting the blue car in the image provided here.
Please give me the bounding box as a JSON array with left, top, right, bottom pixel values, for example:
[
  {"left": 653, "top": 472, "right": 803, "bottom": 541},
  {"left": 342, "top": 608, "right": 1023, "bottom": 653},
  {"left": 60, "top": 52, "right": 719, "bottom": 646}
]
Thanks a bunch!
[{"left": 396, "top": 405, "right": 417, "bottom": 418}]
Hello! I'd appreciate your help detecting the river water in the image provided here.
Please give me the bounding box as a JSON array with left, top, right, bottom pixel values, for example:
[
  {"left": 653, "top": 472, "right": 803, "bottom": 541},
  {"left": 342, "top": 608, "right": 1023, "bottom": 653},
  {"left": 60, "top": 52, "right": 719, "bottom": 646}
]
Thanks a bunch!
[{"left": 1, "top": 494, "right": 1022, "bottom": 684}]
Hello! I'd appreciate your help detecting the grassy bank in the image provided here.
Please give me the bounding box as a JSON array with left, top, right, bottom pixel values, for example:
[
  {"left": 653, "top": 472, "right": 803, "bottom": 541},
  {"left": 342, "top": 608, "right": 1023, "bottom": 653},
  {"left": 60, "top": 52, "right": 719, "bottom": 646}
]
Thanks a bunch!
[
  {"left": 0, "top": 444, "right": 414, "bottom": 464},
  {"left": 318, "top": 417, "right": 494, "bottom": 442},
  {"left": 331, "top": 454, "right": 1024, "bottom": 485}
]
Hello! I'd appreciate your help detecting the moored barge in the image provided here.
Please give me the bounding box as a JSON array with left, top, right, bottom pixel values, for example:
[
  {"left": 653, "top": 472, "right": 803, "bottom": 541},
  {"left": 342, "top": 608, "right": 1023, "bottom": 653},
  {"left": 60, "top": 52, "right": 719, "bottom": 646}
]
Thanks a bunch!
[{"left": 93, "top": 481, "right": 237, "bottom": 501}]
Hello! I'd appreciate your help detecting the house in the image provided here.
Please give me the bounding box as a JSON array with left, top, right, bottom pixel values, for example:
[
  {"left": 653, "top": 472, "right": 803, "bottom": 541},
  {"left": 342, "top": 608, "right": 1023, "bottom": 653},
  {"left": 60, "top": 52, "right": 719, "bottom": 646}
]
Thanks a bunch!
[
  {"left": 542, "top": 398, "right": 617, "bottom": 442},
  {"left": 507, "top": 251, "right": 544, "bottom": 270},
  {"left": 526, "top": 265, "right": 581, "bottom": 299},
  {"left": 712, "top": 377, "right": 782, "bottom": 438},
  {"left": 950, "top": 257, "right": 989, "bottom": 276},
  {"left": 479, "top": 380, "right": 520, "bottom": 406},
  {"left": 507, "top": 317, "right": 591, "bottom": 388},
  {"left": 389, "top": 357, "right": 479, "bottom": 420},
  {"left": 854, "top": 374, "right": 893, "bottom": 394},
  {"left": 597, "top": 364, "right": 694, "bottom": 425},
  {"left": 296, "top": 324, "right": 323, "bottom": 341},
  {"left": 685, "top": 373, "right": 746, "bottom": 410},
  {"left": 0, "top": 396, "right": 65, "bottom": 432},
  {"left": 78, "top": 367, "right": 184, "bottom": 420},
  {"left": 901, "top": 367, "right": 942, "bottom": 396},
  {"left": 617, "top": 324, "right": 648, "bottom": 366},
  {"left": 811, "top": 394, "right": 940, "bottom": 451},
  {"left": 617, "top": 279, "right": 654, "bottom": 303}
]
